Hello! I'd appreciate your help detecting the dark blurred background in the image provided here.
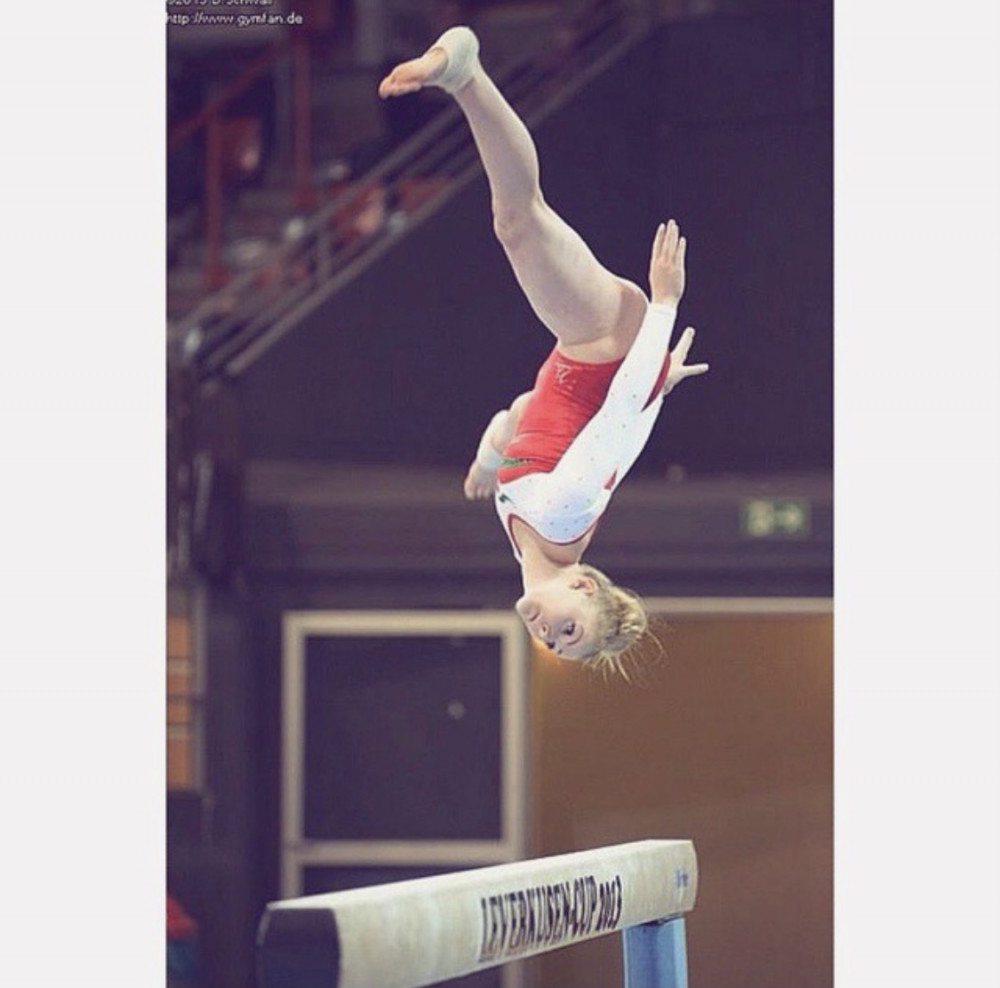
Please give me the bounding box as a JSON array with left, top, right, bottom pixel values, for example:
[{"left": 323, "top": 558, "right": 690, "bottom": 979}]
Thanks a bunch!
[{"left": 165, "top": 2, "right": 833, "bottom": 986}]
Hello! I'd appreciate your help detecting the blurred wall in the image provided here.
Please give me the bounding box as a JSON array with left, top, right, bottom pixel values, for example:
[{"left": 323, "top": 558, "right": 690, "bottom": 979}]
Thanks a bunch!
[
  {"left": 239, "top": 6, "right": 832, "bottom": 474},
  {"left": 524, "top": 610, "right": 833, "bottom": 988}
]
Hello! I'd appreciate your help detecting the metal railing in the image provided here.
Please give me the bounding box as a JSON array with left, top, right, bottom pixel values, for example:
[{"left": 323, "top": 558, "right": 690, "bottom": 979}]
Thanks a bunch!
[
  {"left": 169, "top": 8, "right": 649, "bottom": 382},
  {"left": 168, "top": 37, "right": 321, "bottom": 288}
]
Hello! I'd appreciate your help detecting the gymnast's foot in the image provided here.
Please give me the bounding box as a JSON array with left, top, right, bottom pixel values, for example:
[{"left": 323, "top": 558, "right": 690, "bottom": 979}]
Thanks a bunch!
[
  {"left": 378, "top": 48, "right": 448, "bottom": 98},
  {"left": 378, "top": 26, "right": 480, "bottom": 98}
]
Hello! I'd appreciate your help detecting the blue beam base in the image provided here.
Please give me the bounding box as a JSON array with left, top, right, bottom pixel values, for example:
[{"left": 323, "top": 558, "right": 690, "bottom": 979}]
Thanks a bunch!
[{"left": 622, "top": 917, "right": 688, "bottom": 988}]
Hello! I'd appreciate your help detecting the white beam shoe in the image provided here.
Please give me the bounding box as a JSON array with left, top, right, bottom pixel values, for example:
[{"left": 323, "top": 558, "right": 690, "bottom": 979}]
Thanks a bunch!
[{"left": 427, "top": 26, "right": 481, "bottom": 93}]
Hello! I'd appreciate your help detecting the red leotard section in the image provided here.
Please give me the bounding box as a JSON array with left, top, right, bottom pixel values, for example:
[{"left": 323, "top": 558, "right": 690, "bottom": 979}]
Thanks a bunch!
[{"left": 497, "top": 346, "right": 670, "bottom": 483}]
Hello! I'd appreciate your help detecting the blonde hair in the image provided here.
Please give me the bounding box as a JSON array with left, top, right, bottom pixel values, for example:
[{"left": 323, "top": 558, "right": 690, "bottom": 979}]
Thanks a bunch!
[{"left": 577, "top": 565, "right": 654, "bottom": 681}]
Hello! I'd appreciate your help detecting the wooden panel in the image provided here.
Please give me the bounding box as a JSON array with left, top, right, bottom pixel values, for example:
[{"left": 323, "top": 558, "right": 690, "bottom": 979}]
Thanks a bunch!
[
  {"left": 526, "top": 613, "right": 833, "bottom": 988},
  {"left": 167, "top": 731, "right": 193, "bottom": 789},
  {"left": 167, "top": 698, "right": 192, "bottom": 726},
  {"left": 167, "top": 615, "right": 192, "bottom": 659},
  {"left": 168, "top": 659, "right": 192, "bottom": 696}
]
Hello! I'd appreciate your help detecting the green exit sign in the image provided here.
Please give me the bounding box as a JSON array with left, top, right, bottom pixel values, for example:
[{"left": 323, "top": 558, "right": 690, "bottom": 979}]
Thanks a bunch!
[{"left": 741, "top": 498, "right": 811, "bottom": 538}]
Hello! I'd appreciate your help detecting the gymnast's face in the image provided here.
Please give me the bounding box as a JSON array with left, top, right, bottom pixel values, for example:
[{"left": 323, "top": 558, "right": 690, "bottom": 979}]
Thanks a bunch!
[{"left": 515, "top": 571, "right": 600, "bottom": 661}]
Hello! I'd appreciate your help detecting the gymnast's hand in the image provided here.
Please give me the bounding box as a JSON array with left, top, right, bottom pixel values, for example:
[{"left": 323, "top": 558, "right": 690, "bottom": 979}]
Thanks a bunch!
[
  {"left": 663, "top": 326, "right": 709, "bottom": 397},
  {"left": 463, "top": 460, "right": 497, "bottom": 500},
  {"left": 649, "top": 219, "right": 686, "bottom": 307}
]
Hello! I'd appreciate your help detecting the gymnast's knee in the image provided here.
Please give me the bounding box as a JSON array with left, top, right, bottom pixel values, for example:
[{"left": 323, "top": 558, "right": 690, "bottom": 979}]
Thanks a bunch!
[{"left": 491, "top": 193, "right": 546, "bottom": 249}]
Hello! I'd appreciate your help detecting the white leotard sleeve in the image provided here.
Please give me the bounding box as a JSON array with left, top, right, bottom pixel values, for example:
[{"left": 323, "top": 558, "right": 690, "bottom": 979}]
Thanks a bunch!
[{"left": 607, "top": 394, "right": 664, "bottom": 491}]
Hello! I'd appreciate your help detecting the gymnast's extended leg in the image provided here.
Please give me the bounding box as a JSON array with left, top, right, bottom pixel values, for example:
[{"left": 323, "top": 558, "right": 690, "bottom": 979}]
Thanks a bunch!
[{"left": 379, "top": 28, "right": 647, "bottom": 357}]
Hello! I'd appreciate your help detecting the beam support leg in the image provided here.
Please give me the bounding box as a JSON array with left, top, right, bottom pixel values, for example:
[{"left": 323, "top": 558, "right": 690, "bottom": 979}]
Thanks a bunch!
[{"left": 622, "top": 917, "right": 688, "bottom": 988}]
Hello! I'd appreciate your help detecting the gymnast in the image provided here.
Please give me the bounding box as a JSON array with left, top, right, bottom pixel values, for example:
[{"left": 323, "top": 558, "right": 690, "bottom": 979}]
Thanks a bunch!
[{"left": 380, "top": 27, "right": 708, "bottom": 675}]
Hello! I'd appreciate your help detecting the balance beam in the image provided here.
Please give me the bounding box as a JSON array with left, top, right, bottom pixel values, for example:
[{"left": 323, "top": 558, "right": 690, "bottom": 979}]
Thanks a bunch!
[{"left": 257, "top": 839, "right": 698, "bottom": 988}]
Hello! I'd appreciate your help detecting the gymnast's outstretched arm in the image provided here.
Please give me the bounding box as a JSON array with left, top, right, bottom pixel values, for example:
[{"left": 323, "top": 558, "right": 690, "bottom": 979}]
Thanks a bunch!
[{"left": 609, "top": 325, "right": 710, "bottom": 490}]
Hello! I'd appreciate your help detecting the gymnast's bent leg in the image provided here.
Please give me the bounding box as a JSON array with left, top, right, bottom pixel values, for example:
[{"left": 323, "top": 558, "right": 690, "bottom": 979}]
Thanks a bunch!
[{"left": 379, "top": 27, "right": 647, "bottom": 354}]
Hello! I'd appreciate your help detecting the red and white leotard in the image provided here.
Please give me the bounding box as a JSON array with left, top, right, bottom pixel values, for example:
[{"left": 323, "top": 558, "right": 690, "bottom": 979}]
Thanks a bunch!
[{"left": 493, "top": 301, "right": 677, "bottom": 558}]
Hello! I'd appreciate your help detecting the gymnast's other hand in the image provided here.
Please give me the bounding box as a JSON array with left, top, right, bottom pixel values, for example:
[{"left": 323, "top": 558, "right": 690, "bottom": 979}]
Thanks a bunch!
[
  {"left": 663, "top": 326, "right": 709, "bottom": 396},
  {"left": 648, "top": 219, "right": 686, "bottom": 307},
  {"left": 464, "top": 460, "right": 497, "bottom": 500}
]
